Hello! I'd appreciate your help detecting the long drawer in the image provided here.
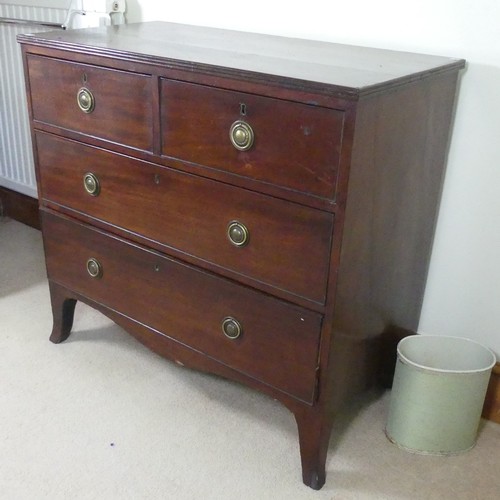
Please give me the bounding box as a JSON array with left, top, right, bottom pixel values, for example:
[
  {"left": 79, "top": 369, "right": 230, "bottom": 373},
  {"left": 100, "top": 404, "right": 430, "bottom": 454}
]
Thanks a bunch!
[
  {"left": 42, "top": 211, "right": 322, "bottom": 404},
  {"left": 161, "top": 79, "right": 344, "bottom": 200},
  {"left": 36, "top": 132, "right": 334, "bottom": 304},
  {"left": 27, "top": 55, "right": 153, "bottom": 151}
]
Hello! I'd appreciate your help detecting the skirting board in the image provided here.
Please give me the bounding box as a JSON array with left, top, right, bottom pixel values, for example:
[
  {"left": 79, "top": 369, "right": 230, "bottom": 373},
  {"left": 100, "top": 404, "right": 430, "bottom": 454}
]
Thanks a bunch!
[
  {"left": 482, "top": 363, "right": 500, "bottom": 424},
  {"left": 0, "top": 186, "right": 40, "bottom": 229}
]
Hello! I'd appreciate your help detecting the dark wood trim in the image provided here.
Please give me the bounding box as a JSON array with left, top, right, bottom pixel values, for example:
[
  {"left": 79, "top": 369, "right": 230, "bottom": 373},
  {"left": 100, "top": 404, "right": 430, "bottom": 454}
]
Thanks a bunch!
[
  {"left": 0, "top": 186, "right": 40, "bottom": 229},
  {"left": 377, "top": 327, "right": 418, "bottom": 389},
  {"left": 483, "top": 362, "right": 500, "bottom": 424}
]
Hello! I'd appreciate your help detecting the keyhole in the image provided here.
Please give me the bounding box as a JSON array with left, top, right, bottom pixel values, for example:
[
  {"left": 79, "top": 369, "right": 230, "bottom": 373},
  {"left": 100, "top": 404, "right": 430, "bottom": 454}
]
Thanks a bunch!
[
  {"left": 154, "top": 264, "right": 160, "bottom": 272},
  {"left": 154, "top": 173, "right": 160, "bottom": 185},
  {"left": 240, "top": 103, "right": 247, "bottom": 116},
  {"left": 82, "top": 73, "right": 88, "bottom": 84}
]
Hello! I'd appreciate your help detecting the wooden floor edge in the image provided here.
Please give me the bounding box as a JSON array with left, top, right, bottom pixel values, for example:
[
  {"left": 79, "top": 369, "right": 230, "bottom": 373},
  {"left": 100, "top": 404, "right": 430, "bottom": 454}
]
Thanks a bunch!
[
  {"left": 0, "top": 186, "right": 40, "bottom": 230},
  {"left": 482, "top": 362, "right": 500, "bottom": 424}
]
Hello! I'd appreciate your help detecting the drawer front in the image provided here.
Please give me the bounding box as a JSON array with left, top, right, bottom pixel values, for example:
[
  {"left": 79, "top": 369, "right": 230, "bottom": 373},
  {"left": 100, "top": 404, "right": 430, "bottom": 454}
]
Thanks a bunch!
[
  {"left": 42, "top": 212, "right": 322, "bottom": 403},
  {"left": 37, "top": 132, "right": 333, "bottom": 304},
  {"left": 161, "top": 79, "right": 344, "bottom": 200},
  {"left": 27, "top": 55, "right": 153, "bottom": 151}
]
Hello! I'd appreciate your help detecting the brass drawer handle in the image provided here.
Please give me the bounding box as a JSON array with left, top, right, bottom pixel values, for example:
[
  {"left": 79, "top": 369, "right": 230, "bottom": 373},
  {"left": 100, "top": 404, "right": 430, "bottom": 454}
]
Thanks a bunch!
[
  {"left": 86, "top": 258, "right": 103, "bottom": 279},
  {"left": 77, "top": 87, "right": 95, "bottom": 113},
  {"left": 83, "top": 172, "right": 100, "bottom": 196},
  {"left": 229, "top": 120, "right": 254, "bottom": 151},
  {"left": 227, "top": 220, "right": 249, "bottom": 247},
  {"left": 222, "top": 317, "right": 242, "bottom": 340}
]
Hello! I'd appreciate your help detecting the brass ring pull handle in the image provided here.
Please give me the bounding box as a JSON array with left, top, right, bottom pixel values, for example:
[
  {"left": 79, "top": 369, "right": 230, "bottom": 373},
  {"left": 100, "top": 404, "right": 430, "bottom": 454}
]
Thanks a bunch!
[
  {"left": 229, "top": 120, "right": 254, "bottom": 151},
  {"left": 83, "top": 172, "right": 100, "bottom": 196},
  {"left": 77, "top": 87, "right": 95, "bottom": 113},
  {"left": 227, "top": 220, "right": 249, "bottom": 247},
  {"left": 222, "top": 317, "right": 242, "bottom": 340},
  {"left": 86, "top": 258, "right": 103, "bottom": 279}
]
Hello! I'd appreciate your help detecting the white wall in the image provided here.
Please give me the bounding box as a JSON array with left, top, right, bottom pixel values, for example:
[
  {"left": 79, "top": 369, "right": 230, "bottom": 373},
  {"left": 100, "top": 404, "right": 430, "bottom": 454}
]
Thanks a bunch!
[{"left": 126, "top": 0, "right": 500, "bottom": 358}]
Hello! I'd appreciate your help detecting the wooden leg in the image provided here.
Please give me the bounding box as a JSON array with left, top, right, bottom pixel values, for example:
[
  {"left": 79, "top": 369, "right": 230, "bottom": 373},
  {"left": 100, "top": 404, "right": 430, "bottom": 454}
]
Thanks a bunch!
[
  {"left": 294, "top": 407, "right": 332, "bottom": 490},
  {"left": 48, "top": 281, "right": 77, "bottom": 344}
]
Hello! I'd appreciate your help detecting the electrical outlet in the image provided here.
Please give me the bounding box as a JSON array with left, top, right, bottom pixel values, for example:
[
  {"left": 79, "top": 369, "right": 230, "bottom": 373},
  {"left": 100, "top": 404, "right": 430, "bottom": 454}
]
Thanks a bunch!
[
  {"left": 106, "top": 0, "right": 125, "bottom": 13},
  {"left": 80, "top": 1, "right": 125, "bottom": 13}
]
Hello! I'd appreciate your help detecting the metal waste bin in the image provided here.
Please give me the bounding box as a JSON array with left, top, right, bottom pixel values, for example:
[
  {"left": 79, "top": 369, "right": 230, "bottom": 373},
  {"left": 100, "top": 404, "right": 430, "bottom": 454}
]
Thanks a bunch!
[{"left": 386, "top": 335, "right": 496, "bottom": 454}]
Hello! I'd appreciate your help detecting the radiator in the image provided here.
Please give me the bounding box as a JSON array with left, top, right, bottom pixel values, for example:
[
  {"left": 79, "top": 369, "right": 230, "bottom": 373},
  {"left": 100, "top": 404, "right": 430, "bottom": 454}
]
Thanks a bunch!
[
  {"left": 0, "top": 1, "right": 126, "bottom": 198},
  {"left": 0, "top": 3, "right": 67, "bottom": 197}
]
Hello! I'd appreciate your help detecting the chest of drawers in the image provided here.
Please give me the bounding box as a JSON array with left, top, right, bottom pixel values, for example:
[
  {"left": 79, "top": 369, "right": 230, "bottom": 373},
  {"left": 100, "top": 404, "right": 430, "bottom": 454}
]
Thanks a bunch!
[{"left": 19, "top": 22, "right": 464, "bottom": 489}]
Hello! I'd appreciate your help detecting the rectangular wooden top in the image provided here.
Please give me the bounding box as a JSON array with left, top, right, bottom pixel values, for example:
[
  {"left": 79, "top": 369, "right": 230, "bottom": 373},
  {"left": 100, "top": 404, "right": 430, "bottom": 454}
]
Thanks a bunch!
[{"left": 18, "top": 21, "right": 465, "bottom": 99}]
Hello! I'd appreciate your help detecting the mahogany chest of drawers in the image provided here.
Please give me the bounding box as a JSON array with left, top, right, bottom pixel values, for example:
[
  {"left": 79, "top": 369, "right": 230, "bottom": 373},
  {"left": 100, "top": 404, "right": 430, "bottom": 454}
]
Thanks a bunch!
[{"left": 19, "top": 22, "right": 464, "bottom": 489}]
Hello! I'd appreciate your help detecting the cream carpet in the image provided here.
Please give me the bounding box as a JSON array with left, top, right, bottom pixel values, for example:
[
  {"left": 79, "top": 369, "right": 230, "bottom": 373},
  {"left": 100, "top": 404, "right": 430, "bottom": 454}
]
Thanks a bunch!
[{"left": 1, "top": 217, "right": 499, "bottom": 500}]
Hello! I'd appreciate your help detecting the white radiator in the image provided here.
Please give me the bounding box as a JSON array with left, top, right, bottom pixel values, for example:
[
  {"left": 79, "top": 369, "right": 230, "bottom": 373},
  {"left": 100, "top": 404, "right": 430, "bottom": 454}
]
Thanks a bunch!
[{"left": 0, "top": 1, "right": 126, "bottom": 198}]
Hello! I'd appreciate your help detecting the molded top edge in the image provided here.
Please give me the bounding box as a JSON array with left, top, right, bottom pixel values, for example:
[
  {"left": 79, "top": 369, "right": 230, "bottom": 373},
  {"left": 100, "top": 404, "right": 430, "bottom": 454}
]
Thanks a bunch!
[{"left": 18, "top": 21, "right": 465, "bottom": 99}]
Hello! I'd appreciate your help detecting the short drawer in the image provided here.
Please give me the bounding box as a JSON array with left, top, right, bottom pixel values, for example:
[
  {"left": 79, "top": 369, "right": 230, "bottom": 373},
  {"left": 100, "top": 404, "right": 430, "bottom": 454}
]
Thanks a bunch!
[
  {"left": 27, "top": 54, "right": 153, "bottom": 151},
  {"left": 161, "top": 79, "right": 344, "bottom": 200},
  {"left": 42, "top": 212, "right": 322, "bottom": 404},
  {"left": 36, "top": 132, "right": 333, "bottom": 304}
]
